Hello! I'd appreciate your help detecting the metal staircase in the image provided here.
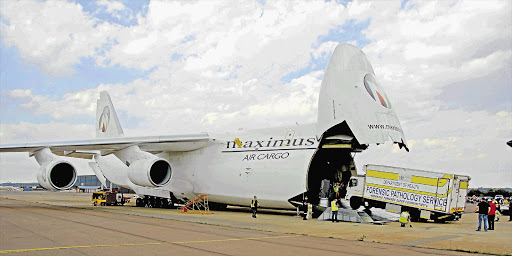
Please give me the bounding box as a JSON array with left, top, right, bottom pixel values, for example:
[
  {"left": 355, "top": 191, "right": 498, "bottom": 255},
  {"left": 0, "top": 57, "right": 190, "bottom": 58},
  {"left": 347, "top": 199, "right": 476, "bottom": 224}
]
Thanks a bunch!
[{"left": 178, "top": 194, "right": 212, "bottom": 214}]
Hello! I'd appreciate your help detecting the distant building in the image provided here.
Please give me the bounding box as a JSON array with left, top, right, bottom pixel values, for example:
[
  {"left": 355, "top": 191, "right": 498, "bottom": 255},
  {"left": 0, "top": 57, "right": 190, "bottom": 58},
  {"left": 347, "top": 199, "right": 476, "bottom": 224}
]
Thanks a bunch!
[
  {"left": 0, "top": 182, "right": 41, "bottom": 189},
  {"left": 1, "top": 175, "right": 134, "bottom": 193}
]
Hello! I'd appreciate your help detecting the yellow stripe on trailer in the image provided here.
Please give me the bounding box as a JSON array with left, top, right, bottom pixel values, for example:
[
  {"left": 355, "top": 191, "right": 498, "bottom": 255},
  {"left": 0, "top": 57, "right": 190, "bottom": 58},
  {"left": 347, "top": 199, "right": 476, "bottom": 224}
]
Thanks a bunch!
[
  {"left": 450, "top": 207, "right": 465, "bottom": 213},
  {"left": 410, "top": 175, "right": 452, "bottom": 187},
  {"left": 366, "top": 169, "right": 399, "bottom": 180},
  {"left": 459, "top": 181, "right": 468, "bottom": 189},
  {"left": 410, "top": 176, "right": 438, "bottom": 186}
]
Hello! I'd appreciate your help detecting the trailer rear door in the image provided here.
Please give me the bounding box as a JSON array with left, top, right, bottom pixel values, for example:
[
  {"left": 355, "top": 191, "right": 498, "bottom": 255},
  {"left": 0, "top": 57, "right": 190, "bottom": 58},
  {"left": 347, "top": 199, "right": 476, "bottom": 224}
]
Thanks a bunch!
[{"left": 434, "top": 177, "right": 451, "bottom": 212}]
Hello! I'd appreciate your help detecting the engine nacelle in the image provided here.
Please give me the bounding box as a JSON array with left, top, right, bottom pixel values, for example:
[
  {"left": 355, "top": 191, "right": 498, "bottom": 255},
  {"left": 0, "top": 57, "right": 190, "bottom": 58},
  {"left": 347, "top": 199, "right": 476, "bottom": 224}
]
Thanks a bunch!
[
  {"left": 127, "top": 158, "right": 172, "bottom": 187},
  {"left": 33, "top": 148, "right": 77, "bottom": 190}
]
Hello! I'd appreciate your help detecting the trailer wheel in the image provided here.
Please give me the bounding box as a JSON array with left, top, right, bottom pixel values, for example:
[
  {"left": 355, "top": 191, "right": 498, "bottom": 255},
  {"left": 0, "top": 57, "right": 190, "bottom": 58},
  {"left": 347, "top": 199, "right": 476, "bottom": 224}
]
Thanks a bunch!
[
  {"left": 93, "top": 201, "right": 97, "bottom": 206},
  {"left": 350, "top": 197, "right": 362, "bottom": 209},
  {"left": 408, "top": 209, "right": 420, "bottom": 222},
  {"left": 100, "top": 202, "right": 105, "bottom": 206}
]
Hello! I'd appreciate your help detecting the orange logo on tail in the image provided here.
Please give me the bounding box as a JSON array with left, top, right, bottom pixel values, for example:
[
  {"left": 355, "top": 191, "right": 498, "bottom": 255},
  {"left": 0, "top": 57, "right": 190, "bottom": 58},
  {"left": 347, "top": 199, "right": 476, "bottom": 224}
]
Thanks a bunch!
[{"left": 98, "top": 107, "right": 110, "bottom": 133}]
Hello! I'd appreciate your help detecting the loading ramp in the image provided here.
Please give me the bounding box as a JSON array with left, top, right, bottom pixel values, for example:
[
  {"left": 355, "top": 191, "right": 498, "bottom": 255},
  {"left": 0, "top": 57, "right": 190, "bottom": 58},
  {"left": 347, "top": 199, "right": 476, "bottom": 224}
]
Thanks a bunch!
[
  {"left": 317, "top": 199, "right": 395, "bottom": 224},
  {"left": 317, "top": 207, "right": 376, "bottom": 223}
]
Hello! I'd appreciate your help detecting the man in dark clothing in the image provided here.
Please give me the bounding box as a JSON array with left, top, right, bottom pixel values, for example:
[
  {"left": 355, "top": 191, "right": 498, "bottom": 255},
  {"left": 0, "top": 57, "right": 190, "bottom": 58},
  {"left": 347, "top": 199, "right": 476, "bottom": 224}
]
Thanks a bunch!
[
  {"left": 475, "top": 199, "right": 490, "bottom": 231},
  {"left": 488, "top": 199, "right": 496, "bottom": 230},
  {"left": 509, "top": 199, "right": 512, "bottom": 221},
  {"left": 251, "top": 196, "right": 259, "bottom": 218}
]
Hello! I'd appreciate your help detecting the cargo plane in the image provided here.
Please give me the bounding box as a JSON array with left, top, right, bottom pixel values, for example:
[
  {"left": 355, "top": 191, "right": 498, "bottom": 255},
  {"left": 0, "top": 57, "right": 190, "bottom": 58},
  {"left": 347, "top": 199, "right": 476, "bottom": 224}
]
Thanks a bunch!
[{"left": 0, "top": 43, "right": 408, "bottom": 210}]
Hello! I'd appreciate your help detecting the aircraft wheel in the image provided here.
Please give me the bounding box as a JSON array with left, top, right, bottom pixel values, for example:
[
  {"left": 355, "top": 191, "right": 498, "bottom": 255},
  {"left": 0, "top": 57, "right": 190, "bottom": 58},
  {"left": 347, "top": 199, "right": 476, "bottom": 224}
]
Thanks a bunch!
[
  {"left": 161, "top": 199, "right": 169, "bottom": 208},
  {"left": 149, "top": 197, "right": 156, "bottom": 208}
]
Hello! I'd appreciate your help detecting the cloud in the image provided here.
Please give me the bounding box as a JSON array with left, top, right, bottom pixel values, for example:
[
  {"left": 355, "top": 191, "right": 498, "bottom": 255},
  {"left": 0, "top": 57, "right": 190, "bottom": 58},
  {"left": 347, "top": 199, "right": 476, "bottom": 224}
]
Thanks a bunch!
[
  {"left": 97, "top": 0, "right": 126, "bottom": 13},
  {"left": 0, "top": 0, "right": 120, "bottom": 77},
  {"left": 356, "top": 109, "right": 512, "bottom": 187},
  {"left": 0, "top": 0, "right": 511, "bottom": 189},
  {"left": 0, "top": 122, "right": 95, "bottom": 182},
  {"left": 355, "top": 0, "right": 511, "bottom": 117}
]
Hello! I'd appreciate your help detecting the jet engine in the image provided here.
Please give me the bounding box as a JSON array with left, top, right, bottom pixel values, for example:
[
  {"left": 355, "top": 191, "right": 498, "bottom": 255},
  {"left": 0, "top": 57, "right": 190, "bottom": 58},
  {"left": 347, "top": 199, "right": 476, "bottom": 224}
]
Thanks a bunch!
[
  {"left": 128, "top": 158, "right": 172, "bottom": 187},
  {"left": 113, "top": 145, "right": 172, "bottom": 188},
  {"left": 33, "top": 148, "right": 77, "bottom": 190}
]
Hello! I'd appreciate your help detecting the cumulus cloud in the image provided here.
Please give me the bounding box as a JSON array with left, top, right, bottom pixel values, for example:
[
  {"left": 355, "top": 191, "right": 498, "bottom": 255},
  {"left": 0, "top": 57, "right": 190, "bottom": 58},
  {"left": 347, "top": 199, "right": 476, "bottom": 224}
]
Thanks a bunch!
[
  {"left": 0, "top": 0, "right": 119, "bottom": 77},
  {"left": 353, "top": 0, "right": 512, "bottom": 119},
  {"left": 0, "top": 122, "right": 95, "bottom": 181},
  {"left": 0, "top": 0, "right": 511, "bottom": 188}
]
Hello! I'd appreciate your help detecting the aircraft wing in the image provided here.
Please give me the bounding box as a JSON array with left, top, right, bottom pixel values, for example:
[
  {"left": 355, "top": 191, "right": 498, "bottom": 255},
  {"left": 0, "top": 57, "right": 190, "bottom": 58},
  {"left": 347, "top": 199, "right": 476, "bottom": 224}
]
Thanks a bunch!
[{"left": 0, "top": 133, "right": 210, "bottom": 159}]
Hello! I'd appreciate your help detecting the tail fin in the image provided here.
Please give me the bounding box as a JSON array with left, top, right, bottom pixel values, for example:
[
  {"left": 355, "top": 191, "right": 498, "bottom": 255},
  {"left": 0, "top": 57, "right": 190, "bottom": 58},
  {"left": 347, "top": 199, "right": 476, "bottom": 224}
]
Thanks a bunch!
[
  {"left": 96, "top": 91, "right": 124, "bottom": 138},
  {"left": 317, "top": 43, "right": 408, "bottom": 151}
]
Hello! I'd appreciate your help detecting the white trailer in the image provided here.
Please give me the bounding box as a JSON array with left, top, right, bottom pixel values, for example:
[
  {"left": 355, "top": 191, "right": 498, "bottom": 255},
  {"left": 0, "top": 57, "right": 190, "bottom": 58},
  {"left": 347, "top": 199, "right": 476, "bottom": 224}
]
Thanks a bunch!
[{"left": 346, "top": 164, "right": 470, "bottom": 222}]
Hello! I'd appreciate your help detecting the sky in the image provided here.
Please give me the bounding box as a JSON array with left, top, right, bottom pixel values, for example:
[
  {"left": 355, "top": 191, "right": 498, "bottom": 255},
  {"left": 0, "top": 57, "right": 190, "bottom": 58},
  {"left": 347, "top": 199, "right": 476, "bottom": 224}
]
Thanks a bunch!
[{"left": 0, "top": 0, "right": 510, "bottom": 188}]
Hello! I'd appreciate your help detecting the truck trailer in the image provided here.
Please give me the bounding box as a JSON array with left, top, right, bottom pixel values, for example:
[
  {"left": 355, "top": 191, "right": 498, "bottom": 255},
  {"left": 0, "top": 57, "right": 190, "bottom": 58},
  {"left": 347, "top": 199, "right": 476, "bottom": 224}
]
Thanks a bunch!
[{"left": 346, "top": 164, "right": 470, "bottom": 222}]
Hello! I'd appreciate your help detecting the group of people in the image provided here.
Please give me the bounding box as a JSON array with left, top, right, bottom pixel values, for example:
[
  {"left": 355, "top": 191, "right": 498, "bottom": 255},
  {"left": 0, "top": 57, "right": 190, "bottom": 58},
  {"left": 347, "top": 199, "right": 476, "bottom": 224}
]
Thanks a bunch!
[
  {"left": 475, "top": 198, "right": 511, "bottom": 231},
  {"left": 252, "top": 194, "right": 512, "bottom": 230}
]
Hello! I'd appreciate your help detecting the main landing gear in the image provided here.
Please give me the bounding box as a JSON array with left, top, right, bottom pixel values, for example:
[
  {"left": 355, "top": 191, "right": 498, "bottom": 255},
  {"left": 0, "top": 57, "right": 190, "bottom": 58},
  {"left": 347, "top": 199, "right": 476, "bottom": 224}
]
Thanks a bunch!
[{"left": 135, "top": 195, "right": 175, "bottom": 209}]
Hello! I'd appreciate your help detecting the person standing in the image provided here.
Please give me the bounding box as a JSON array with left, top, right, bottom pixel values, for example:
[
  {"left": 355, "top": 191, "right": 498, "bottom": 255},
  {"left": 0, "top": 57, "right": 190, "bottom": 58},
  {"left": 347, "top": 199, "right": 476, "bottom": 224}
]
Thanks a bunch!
[
  {"left": 509, "top": 199, "right": 512, "bottom": 221},
  {"left": 334, "top": 183, "right": 340, "bottom": 199},
  {"left": 331, "top": 198, "right": 339, "bottom": 222},
  {"left": 488, "top": 199, "right": 496, "bottom": 230},
  {"left": 475, "top": 199, "right": 490, "bottom": 231},
  {"left": 302, "top": 196, "right": 309, "bottom": 220},
  {"left": 251, "top": 196, "right": 259, "bottom": 218}
]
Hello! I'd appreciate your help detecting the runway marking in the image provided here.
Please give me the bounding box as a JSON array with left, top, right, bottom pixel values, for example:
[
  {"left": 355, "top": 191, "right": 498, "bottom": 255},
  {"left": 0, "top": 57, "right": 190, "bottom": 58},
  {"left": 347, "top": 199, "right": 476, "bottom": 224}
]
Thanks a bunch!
[
  {"left": 0, "top": 234, "right": 302, "bottom": 254},
  {"left": 398, "top": 235, "right": 461, "bottom": 246},
  {"left": 307, "top": 227, "right": 376, "bottom": 236}
]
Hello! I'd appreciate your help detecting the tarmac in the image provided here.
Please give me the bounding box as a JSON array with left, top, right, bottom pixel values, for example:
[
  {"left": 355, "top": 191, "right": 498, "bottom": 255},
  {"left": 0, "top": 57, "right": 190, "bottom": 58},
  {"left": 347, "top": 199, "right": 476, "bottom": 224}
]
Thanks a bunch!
[{"left": 1, "top": 190, "right": 511, "bottom": 255}]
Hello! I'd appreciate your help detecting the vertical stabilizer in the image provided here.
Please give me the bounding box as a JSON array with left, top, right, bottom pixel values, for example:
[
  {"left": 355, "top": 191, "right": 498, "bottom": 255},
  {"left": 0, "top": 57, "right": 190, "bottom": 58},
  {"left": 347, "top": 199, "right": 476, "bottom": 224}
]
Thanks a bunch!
[
  {"left": 96, "top": 91, "right": 124, "bottom": 138},
  {"left": 317, "top": 43, "right": 408, "bottom": 151}
]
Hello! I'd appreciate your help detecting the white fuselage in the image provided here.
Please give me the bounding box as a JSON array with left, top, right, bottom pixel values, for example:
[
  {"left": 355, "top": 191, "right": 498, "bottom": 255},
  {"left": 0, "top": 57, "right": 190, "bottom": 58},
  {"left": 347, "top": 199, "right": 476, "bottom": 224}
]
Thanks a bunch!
[{"left": 157, "top": 124, "right": 318, "bottom": 209}]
